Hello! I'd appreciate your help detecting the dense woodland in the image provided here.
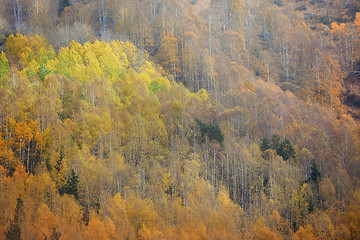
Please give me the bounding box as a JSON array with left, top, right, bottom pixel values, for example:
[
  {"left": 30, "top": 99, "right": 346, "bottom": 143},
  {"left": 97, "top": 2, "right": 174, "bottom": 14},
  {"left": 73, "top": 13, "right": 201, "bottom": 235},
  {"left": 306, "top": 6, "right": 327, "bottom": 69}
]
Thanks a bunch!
[{"left": 0, "top": 0, "right": 360, "bottom": 239}]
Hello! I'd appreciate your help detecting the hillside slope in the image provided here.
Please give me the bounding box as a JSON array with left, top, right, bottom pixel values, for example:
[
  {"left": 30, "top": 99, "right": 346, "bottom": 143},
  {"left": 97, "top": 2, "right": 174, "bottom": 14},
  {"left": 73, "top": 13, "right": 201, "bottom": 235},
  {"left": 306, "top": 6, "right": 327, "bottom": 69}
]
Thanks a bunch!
[
  {"left": 0, "top": 0, "right": 360, "bottom": 239},
  {"left": 0, "top": 33, "right": 359, "bottom": 239}
]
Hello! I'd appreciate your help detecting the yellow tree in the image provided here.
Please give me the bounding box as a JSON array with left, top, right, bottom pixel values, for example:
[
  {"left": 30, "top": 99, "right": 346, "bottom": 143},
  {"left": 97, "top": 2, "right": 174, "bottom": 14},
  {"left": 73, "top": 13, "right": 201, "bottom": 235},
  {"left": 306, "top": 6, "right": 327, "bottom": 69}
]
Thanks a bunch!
[
  {"left": 6, "top": 33, "right": 49, "bottom": 64},
  {"left": 316, "top": 56, "right": 343, "bottom": 112},
  {"left": 155, "top": 33, "right": 179, "bottom": 76},
  {"left": 102, "top": 193, "right": 135, "bottom": 239},
  {"left": 330, "top": 21, "right": 356, "bottom": 71},
  {"left": 251, "top": 218, "right": 282, "bottom": 240},
  {"left": 0, "top": 133, "right": 19, "bottom": 173},
  {"left": 294, "top": 225, "right": 316, "bottom": 240},
  {"left": 86, "top": 211, "right": 111, "bottom": 240}
]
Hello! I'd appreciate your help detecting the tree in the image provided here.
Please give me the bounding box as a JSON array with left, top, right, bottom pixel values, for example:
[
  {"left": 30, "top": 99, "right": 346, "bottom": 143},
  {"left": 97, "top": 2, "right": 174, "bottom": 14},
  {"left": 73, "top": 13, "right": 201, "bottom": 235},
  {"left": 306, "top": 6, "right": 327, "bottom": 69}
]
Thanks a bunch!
[
  {"left": 5, "top": 33, "right": 49, "bottom": 63},
  {"left": 58, "top": 0, "right": 70, "bottom": 16},
  {"left": 355, "top": 12, "right": 360, "bottom": 31},
  {"left": 5, "top": 119, "right": 49, "bottom": 174},
  {"left": 6, "top": 196, "right": 23, "bottom": 240},
  {"left": 37, "top": 64, "right": 52, "bottom": 82},
  {"left": 0, "top": 133, "right": 18, "bottom": 175},
  {"left": 310, "top": 159, "right": 321, "bottom": 186},
  {"left": 103, "top": 193, "right": 134, "bottom": 239},
  {"left": 251, "top": 218, "right": 282, "bottom": 240},
  {"left": 195, "top": 118, "right": 224, "bottom": 146},
  {"left": 261, "top": 137, "right": 271, "bottom": 152},
  {"left": 319, "top": 177, "right": 336, "bottom": 208},
  {"left": 59, "top": 170, "right": 79, "bottom": 200},
  {"left": 54, "top": 146, "right": 64, "bottom": 173},
  {"left": 0, "top": 52, "right": 10, "bottom": 80},
  {"left": 270, "top": 134, "right": 280, "bottom": 151},
  {"left": 261, "top": 135, "right": 295, "bottom": 161},
  {"left": 294, "top": 225, "right": 316, "bottom": 240},
  {"left": 155, "top": 33, "right": 179, "bottom": 76},
  {"left": 276, "top": 138, "right": 296, "bottom": 161}
]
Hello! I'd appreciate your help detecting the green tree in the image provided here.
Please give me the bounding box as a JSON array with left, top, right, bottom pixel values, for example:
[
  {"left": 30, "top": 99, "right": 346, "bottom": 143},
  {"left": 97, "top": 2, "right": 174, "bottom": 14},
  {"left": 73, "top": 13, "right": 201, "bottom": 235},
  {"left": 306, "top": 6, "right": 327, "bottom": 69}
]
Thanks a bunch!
[
  {"left": 195, "top": 118, "right": 224, "bottom": 145},
  {"left": 261, "top": 137, "right": 271, "bottom": 152},
  {"left": 59, "top": 0, "right": 71, "bottom": 16},
  {"left": 37, "top": 64, "right": 52, "bottom": 82},
  {"left": 0, "top": 53, "right": 9, "bottom": 80},
  {"left": 54, "top": 147, "right": 64, "bottom": 173},
  {"left": 59, "top": 170, "right": 79, "bottom": 200},
  {"left": 261, "top": 135, "right": 295, "bottom": 161},
  {"left": 277, "top": 138, "right": 296, "bottom": 161},
  {"left": 310, "top": 159, "right": 321, "bottom": 186},
  {"left": 271, "top": 134, "right": 280, "bottom": 150},
  {"left": 6, "top": 196, "right": 23, "bottom": 240}
]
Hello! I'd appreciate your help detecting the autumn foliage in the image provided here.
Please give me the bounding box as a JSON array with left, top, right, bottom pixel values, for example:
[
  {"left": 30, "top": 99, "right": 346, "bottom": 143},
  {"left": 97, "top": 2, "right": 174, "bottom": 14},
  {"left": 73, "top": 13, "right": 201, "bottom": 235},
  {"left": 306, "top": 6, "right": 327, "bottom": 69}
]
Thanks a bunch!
[
  {"left": 0, "top": 31, "right": 358, "bottom": 239},
  {"left": 0, "top": 0, "right": 359, "bottom": 238}
]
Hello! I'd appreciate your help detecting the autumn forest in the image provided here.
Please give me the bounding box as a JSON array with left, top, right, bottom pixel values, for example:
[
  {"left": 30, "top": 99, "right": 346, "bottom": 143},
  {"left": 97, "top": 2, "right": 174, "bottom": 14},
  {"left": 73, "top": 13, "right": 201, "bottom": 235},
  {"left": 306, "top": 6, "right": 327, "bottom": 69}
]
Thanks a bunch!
[{"left": 0, "top": 0, "right": 360, "bottom": 239}]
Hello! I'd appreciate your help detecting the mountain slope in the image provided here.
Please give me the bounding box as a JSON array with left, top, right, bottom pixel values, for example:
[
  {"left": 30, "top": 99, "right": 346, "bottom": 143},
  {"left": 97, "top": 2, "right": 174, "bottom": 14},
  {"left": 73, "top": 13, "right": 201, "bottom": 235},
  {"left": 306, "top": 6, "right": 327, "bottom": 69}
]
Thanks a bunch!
[
  {"left": 0, "top": 0, "right": 360, "bottom": 239},
  {"left": 0, "top": 33, "right": 359, "bottom": 239}
]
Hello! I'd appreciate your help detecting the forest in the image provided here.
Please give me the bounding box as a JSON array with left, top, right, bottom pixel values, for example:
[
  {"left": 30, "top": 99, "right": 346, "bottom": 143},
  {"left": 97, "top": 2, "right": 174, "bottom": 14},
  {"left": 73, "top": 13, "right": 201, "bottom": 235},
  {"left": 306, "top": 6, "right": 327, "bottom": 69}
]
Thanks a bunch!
[{"left": 0, "top": 0, "right": 360, "bottom": 239}]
